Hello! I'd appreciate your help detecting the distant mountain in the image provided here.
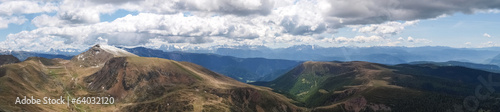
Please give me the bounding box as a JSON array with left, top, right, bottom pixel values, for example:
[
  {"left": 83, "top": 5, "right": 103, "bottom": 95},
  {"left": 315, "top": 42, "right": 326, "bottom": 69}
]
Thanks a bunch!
[
  {"left": 122, "top": 47, "right": 301, "bottom": 82},
  {"left": 9, "top": 45, "right": 499, "bottom": 65},
  {"left": 0, "top": 50, "right": 73, "bottom": 61},
  {"left": 253, "top": 61, "right": 500, "bottom": 111},
  {"left": 489, "top": 53, "right": 500, "bottom": 66},
  {"left": 161, "top": 45, "right": 500, "bottom": 64},
  {"left": 0, "top": 55, "right": 20, "bottom": 66},
  {"left": 44, "top": 48, "right": 82, "bottom": 55},
  {"left": 409, "top": 61, "right": 500, "bottom": 73}
]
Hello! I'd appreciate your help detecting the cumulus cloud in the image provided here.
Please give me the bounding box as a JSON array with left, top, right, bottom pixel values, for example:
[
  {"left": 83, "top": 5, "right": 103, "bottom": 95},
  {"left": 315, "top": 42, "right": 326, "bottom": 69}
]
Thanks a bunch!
[
  {"left": 397, "top": 37, "right": 404, "bottom": 41},
  {"left": 407, "top": 37, "right": 415, "bottom": 42},
  {"left": 3, "top": 0, "right": 333, "bottom": 51},
  {"left": 2, "top": 13, "right": 275, "bottom": 51},
  {"left": 397, "top": 36, "right": 432, "bottom": 43},
  {"left": 31, "top": 14, "right": 65, "bottom": 27},
  {"left": 0, "top": 16, "right": 26, "bottom": 29},
  {"left": 323, "top": 0, "right": 500, "bottom": 26},
  {"left": 28, "top": 0, "right": 277, "bottom": 28},
  {"left": 351, "top": 20, "right": 418, "bottom": 36},
  {"left": 483, "top": 33, "right": 491, "bottom": 38},
  {"left": 57, "top": 10, "right": 101, "bottom": 24},
  {"left": 0, "top": 1, "right": 56, "bottom": 29},
  {"left": 1, "top": 0, "right": 499, "bottom": 51},
  {"left": 86, "top": 0, "right": 274, "bottom": 16},
  {"left": 0, "top": 1, "right": 58, "bottom": 16},
  {"left": 276, "top": 0, "right": 329, "bottom": 35},
  {"left": 53, "top": 0, "right": 121, "bottom": 25}
]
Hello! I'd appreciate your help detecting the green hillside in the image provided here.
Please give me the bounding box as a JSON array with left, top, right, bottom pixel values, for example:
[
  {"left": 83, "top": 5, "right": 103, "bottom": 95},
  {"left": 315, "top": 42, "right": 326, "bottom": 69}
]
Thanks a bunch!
[{"left": 256, "top": 61, "right": 500, "bottom": 111}]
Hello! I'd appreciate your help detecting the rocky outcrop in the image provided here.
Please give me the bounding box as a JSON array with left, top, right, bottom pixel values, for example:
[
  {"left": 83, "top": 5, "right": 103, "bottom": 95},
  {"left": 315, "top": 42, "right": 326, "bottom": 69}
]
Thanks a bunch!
[{"left": 71, "top": 44, "right": 137, "bottom": 67}]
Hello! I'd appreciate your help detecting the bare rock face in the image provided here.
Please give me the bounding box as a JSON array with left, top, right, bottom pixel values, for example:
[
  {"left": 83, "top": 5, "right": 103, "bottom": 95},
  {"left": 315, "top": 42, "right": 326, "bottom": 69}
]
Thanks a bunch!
[
  {"left": 71, "top": 44, "right": 137, "bottom": 67},
  {"left": 0, "top": 55, "right": 20, "bottom": 66}
]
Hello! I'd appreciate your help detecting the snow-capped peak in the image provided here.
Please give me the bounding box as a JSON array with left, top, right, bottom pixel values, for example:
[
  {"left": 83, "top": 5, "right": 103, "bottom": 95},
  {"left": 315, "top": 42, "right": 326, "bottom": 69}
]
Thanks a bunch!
[{"left": 97, "top": 44, "right": 138, "bottom": 57}]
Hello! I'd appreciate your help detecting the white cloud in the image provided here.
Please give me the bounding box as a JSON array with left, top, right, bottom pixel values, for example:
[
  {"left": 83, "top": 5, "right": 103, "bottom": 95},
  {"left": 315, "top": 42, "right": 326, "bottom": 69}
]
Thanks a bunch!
[
  {"left": 407, "top": 37, "right": 415, "bottom": 42},
  {"left": 83, "top": 0, "right": 274, "bottom": 16},
  {"left": 323, "top": 0, "right": 500, "bottom": 26},
  {"left": 0, "top": 1, "right": 58, "bottom": 16},
  {"left": 480, "top": 41, "right": 498, "bottom": 47},
  {"left": 400, "top": 36, "right": 431, "bottom": 43},
  {"left": 272, "top": 0, "right": 329, "bottom": 35},
  {"left": 57, "top": 10, "right": 101, "bottom": 24},
  {"left": 54, "top": 0, "right": 122, "bottom": 25},
  {"left": 483, "top": 33, "right": 491, "bottom": 38},
  {"left": 0, "top": 16, "right": 26, "bottom": 29},
  {"left": 2, "top": 0, "right": 334, "bottom": 51},
  {"left": 31, "top": 14, "right": 65, "bottom": 27},
  {"left": 0, "top": 1, "right": 56, "bottom": 29},
  {"left": 351, "top": 20, "right": 419, "bottom": 36},
  {"left": 2, "top": 13, "right": 280, "bottom": 51},
  {"left": 380, "top": 36, "right": 432, "bottom": 47},
  {"left": 475, "top": 9, "right": 500, "bottom": 13},
  {"left": 465, "top": 42, "right": 472, "bottom": 45},
  {"left": 2, "top": 0, "right": 500, "bottom": 51},
  {"left": 397, "top": 37, "right": 404, "bottom": 41}
]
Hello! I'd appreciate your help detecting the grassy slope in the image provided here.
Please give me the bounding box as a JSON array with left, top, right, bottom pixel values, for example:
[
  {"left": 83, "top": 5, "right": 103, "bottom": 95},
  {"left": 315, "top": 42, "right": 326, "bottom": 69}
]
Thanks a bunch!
[
  {"left": 0, "top": 58, "right": 103, "bottom": 111},
  {"left": 262, "top": 61, "right": 500, "bottom": 111},
  {"left": 82, "top": 57, "right": 305, "bottom": 112},
  {"left": 0, "top": 56, "right": 305, "bottom": 112}
]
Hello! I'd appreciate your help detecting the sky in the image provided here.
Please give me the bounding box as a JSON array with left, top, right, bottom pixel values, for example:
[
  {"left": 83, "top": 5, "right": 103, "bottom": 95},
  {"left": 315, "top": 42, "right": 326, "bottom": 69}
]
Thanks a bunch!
[{"left": 0, "top": 0, "right": 500, "bottom": 52}]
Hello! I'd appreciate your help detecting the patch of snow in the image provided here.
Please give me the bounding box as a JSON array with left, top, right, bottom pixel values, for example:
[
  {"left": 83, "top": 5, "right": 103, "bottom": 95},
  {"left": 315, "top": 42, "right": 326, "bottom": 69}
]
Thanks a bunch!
[
  {"left": 77, "top": 55, "right": 83, "bottom": 60},
  {"left": 99, "top": 45, "right": 138, "bottom": 57}
]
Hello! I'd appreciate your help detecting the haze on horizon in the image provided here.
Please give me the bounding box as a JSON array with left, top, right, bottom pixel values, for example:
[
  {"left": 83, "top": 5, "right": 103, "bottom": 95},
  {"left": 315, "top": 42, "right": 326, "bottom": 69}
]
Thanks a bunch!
[{"left": 1, "top": 0, "right": 500, "bottom": 52}]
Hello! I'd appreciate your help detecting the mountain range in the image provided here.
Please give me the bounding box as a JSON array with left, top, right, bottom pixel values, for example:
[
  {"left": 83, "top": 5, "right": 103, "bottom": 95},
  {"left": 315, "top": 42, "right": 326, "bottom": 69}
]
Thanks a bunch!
[
  {"left": 157, "top": 45, "right": 500, "bottom": 65},
  {"left": 121, "top": 47, "right": 301, "bottom": 82},
  {"left": 10, "top": 45, "right": 500, "bottom": 65},
  {"left": 0, "top": 50, "right": 73, "bottom": 61},
  {"left": 408, "top": 61, "right": 500, "bottom": 73},
  {"left": 1, "top": 45, "right": 499, "bottom": 111},
  {"left": 0, "top": 45, "right": 303, "bottom": 111},
  {"left": 489, "top": 53, "right": 500, "bottom": 67}
]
